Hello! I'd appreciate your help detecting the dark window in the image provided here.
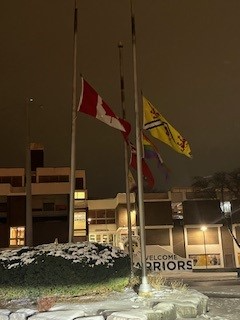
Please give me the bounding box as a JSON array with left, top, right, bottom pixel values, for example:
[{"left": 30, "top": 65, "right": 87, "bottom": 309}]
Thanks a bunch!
[
  {"left": 0, "top": 203, "right": 7, "bottom": 212},
  {"left": 106, "top": 210, "right": 115, "bottom": 218},
  {"left": 0, "top": 176, "right": 22, "bottom": 187},
  {"left": 88, "top": 209, "right": 115, "bottom": 225},
  {"left": 106, "top": 219, "right": 115, "bottom": 224},
  {"left": 96, "top": 210, "right": 105, "bottom": 219},
  {"left": 31, "top": 149, "right": 44, "bottom": 171},
  {"left": 11, "top": 176, "right": 22, "bottom": 187},
  {"left": 236, "top": 226, "right": 240, "bottom": 242},
  {"left": 59, "top": 175, "right": 69, "bottom": 182},
  {"left": 39, "top": 176, "right": 50, "bottom": 183},
  {"left": 43, "top": 203, "right": 55, "bottom": 211},
  {"left": 55, "top": 204, "right": 67, "bottom": 211},
  {"left": 75, "top": 178, "right": 83, "bottom": 189},
  {"left": 1, "top": 177, "right": 11, "bottom": 184},
  {"left": 146, "top": 229, "right": 170, "bottom": 246},
  {"left": 32, "top": 208, "right": 42, "bottom": 212},
  {"left": 88, "top": 211, "right": 96, "bottom": 219},
  {"left": 39, "top": 175, "right": 69, "bottom": 183}
]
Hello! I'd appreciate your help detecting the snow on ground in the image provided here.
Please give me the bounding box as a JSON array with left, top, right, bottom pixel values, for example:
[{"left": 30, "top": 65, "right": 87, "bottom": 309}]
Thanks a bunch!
[{"left": 1, "top": 244, "right": 240, "bottom": 319}]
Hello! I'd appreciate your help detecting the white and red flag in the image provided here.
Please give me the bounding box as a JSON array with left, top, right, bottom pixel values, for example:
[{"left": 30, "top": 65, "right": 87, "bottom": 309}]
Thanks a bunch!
[{"left": 78, "top": 77, "right": 131, "bottom": 138}]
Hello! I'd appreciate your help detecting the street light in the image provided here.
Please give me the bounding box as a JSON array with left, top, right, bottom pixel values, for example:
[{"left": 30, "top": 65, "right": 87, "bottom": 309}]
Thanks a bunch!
[{"left": 200, "top": 226, "right": 208, "bottom": 269}]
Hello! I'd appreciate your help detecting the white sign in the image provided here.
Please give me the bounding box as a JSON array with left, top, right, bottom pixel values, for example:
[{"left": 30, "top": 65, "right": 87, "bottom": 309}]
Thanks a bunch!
[{"left": 122, "top": 237, "right": 192, "bottom": 272}]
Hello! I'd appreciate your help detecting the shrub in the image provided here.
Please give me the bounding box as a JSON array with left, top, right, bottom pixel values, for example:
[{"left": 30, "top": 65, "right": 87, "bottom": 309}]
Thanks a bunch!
[{"left": 0, "top": 242, "right": 131, "bottom": 286}]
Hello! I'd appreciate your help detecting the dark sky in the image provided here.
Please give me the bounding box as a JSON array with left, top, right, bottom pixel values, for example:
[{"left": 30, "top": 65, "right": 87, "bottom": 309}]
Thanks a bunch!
[{"left": 1, "top": 0, "right": 240, "bottom": 199}]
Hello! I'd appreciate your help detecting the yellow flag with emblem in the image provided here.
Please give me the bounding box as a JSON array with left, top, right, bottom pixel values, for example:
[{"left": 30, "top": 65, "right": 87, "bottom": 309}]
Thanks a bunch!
[{"left": 143, "top": 96, "right": 192, "bottom": 158}]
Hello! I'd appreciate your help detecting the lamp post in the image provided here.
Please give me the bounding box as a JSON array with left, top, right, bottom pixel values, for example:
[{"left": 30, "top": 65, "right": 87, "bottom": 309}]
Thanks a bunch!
[{"left": 200, "top": 226, "right": 207, "bottom": 269}]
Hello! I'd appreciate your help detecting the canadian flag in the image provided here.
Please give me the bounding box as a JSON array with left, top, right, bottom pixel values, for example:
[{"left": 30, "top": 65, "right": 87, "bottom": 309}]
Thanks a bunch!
[{"left": 78, "top": 77, "right": 131, "bottom": 138}]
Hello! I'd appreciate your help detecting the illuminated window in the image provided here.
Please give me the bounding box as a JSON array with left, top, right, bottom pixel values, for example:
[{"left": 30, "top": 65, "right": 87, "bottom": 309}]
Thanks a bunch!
[
  {"left": 74, "top": 191, "right": 86, "bottom": 200},
  {"left": 10, "top": 226, "right": 25, "bottom": 246},
  {"left": 189, "top": 254, "right": 220, "bottom": 267},
  {"left": 74, "top": 211, "right": 86, "bottom": 236},
  {"left": 220, "top": 201, "right": 231, "bottom": 214}
]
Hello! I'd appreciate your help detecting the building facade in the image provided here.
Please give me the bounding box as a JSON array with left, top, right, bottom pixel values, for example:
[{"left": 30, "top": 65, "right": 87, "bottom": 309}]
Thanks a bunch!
[
  {"left": 0, "top": 145, "right": 88, "bottom": 247},
  {"left": 88, "top": 189, "right": 240, "bottom": 270},
  {"left": 1, "top": 149, "right": 240, "bottom": 270}
]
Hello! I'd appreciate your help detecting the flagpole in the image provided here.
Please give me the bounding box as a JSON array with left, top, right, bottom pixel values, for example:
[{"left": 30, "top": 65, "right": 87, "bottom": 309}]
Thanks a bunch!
[
  {"left": 69, "top": 0, "right": 78, "bottom": 243},
  {"left": 25, "top": 97, "right": 33, "bottom": 247},
  {"left": 118, "top": 42, "right": 134, "bottom": 277},
  {"left": 130, "top": 0, "right": 151, "bottom": 292}
]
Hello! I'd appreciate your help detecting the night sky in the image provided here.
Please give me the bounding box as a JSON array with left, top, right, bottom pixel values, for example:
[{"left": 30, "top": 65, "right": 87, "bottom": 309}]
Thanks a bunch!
[{"left": 1, "top": 0, "right": 240, "bottom": 199}]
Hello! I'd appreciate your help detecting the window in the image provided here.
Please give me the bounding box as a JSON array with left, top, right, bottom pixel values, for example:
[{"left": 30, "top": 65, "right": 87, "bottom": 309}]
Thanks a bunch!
[
  {"left": 88, "top": 209, "right": 115, "bottom": 224},
  {"left": 55, "top": 204, "right": 67, "bottom": 211},
  {"left": 10, "top": 226, "right": 25, "bottom": 246},
  {"left": 11, "top": 176, "right": 22, "bottom": 187},
  {"left": 43, "top": 202, "right": 55, "bottom": 211},
  {"left": 74, "top": 211, "right": 86, "bottom": 236},
  {"left": 89, "top": 233, "right": 115, "bottom": 245},
  {"left": 75, "top": 178, "right": 83, "bottom": 189},
  {"left": 146, "top": 229, "right": 170, "bottom": 246},
  {"left": 220, "top": 201, "right": 231, "bottom": 216},
  {"left": 74, "top": 191, "right": 86, "bottom": 200},
  {"left": 0, "top": 202, "right": 7, "bottom": 212},
  {"left": 187, "top": 227, "right": 219, "bottom": 245},
  {"left": 59, "top": 175, "right": 69, "bottom": 182},
  {"left": 0, "top": 176, "right": 22, "bottom": 187},
  {"left": 39, "top": 175, "right": 69, "bottom": 183},
  {"left": 189, "top": 254, "right": 220, "bottom": 267}
]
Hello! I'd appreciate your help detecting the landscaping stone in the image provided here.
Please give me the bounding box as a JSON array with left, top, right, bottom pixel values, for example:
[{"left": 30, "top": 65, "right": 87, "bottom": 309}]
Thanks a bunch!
[
  {"left": 0, "top": 309, "right": 11, "bottom": 320},
  {"left": 0, "top": 288, "right": 209, "bottom": 320}
]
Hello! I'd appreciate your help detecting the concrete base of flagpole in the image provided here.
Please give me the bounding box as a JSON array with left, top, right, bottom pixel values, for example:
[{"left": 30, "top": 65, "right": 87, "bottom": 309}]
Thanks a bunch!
[{"left": 138, "top": 276, "right": 152, "bottom": 294}]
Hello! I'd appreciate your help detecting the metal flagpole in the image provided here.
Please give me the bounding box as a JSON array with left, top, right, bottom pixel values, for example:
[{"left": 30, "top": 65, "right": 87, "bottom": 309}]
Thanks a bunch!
[
  {"left": 69, "top": 0, "right": 78, "bottom": 242},
  {"left": 25, "top": 97, "right": 33, "bottom": 247},
  {"left": 118, "top": 42, "right": 134, "bottom": 277},
  {"left": 130, "top": 0, "right": 151, "bottom": 292}
]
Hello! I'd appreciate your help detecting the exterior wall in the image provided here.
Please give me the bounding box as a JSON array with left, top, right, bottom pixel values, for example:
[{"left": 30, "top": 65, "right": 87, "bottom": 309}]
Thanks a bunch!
[
  {"left": 0, "top": 165, "right": 87, "bottom": 248},
  {"left": 0, "top": 221, "right": 8, "bottom": 247},
  {"left": 117, "top": 204, "right": 136, "bottom": 228},
  {"left": 143, "top": 201, "right": 173, "bottom": 226},
  {"left": 33, "top": 217, "right": 68, "bottom": 245},
  {"left": 221, "top": 225, "right": 235, "bottom": 267},
  {"left": 32, "top": 182, "right": 70, "bottom": 195},
  {"left": 231, "top": 200, "right": 240, "bottom": 223},
  {"left": 87, "top": 193, "right": 136, "bottom": 247},
  {"left": 87, "top": 192, "right": 240, "bottom": 269},
  {"left": 8, "top": 196, "right": 26, "bottom": 226},
  {"left": 172, "top": 225, "right": 186, "bottom": 258},
  {"left": 183, "top": 200, "right": 224, "bottom": 224},
  {"left": 233, "top": 224, "right": 240, "bottom": 267},
  {"left": 0, "top": 168, "right": 25, "bottom": 178},
  {"left": 1, "top": 166, "right": 240, "bottom": 271}
]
